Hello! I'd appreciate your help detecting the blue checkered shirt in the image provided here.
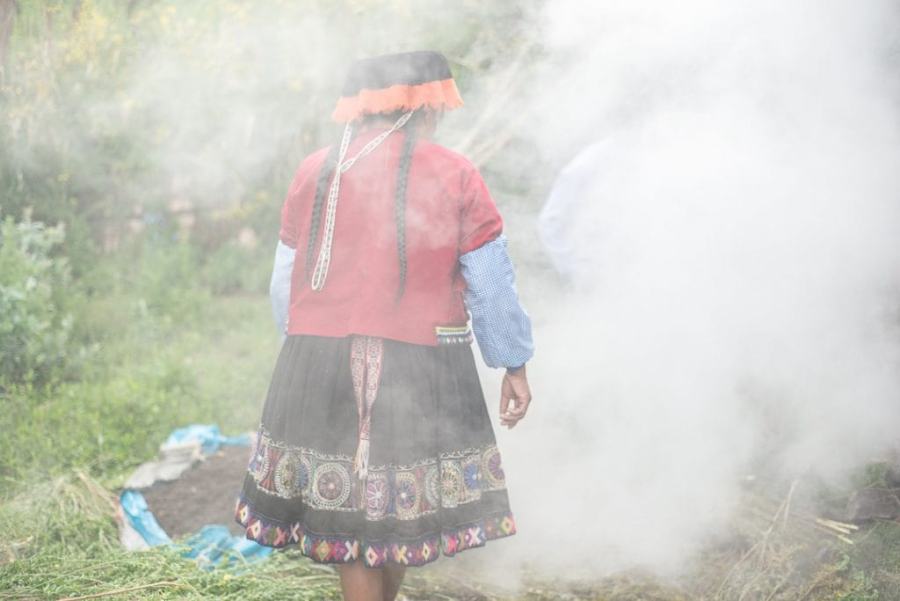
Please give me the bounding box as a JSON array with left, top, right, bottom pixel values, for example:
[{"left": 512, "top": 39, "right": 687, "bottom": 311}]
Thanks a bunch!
[{"left": 459, "top": 235, "right": 534, "bottom": 370}]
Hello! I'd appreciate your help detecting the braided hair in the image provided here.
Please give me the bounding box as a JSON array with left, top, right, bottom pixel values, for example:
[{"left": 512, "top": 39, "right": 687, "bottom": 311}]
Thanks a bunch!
[
  {"left": 394, "top": 126, "right": 417, "bottom": 300},
  {"left": 304, "top": 144, "right": 340, "bottom": 277},
  {"left": 305, "top": 110, "right": 420, "bottom": 298}
]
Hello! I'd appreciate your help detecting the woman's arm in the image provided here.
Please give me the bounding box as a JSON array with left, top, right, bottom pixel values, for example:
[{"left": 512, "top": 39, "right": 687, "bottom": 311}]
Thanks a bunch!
[
  {"left": 459, "top": 234, "right": 534, "bottom": 427},
  {"left": 459, "top": 234, "right": 533, "bottom": 369},
  {"left": 269, "top": 240, "right": 295, "bottom": 338}
]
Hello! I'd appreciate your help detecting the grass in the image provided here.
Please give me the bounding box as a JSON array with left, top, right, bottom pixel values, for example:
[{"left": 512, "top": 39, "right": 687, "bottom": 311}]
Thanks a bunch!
[
  {"left": 0, "top": 292, "right": 276, "bottom": 494},
  {"left": 0, "top": 473, "right": 343, "bottom": 600}
]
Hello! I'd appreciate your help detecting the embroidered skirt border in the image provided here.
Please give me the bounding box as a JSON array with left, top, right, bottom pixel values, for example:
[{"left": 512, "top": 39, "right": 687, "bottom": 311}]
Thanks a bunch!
[{"left": 235, "top": 496, "right": 516, "bottom": 567}]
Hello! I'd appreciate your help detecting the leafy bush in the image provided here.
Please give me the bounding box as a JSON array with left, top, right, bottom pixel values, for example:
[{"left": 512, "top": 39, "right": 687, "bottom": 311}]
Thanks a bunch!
[
  {"left": 132, "top": 239, "right": 210, "bottom": 322},
  {"left": 201, "top": 240, "right": 271, "bottom": 296},
  {"left": 0, "top": 216, "right": 75, "bottom": 387}
]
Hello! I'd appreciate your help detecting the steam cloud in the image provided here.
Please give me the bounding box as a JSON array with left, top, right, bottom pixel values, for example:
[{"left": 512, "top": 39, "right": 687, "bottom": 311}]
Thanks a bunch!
[{"left": 490, "top": 0, "right": 900, "bottom": 578}]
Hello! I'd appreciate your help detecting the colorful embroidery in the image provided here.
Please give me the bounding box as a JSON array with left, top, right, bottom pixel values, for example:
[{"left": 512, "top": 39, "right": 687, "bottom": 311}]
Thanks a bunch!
[
  {"left": 394, "top": 471, "right": 420, "bottom": 520},
  {"left": 247, "top": 430, "right": 507, "bottom": 520},
  {"left": 439, "top": 463, "right": 463, "bottom": 509},
  {"left": 365, "top": 473, "right": 390, "bottom": 520},
  {"left": 462, "top": 455, "right": 482, "bottom": 503},
  {"left": 482, "top": 446, "right": 505, "bottom": 489},
  {"left": 235, "top": 496, "right": 516, "bottom": 567},
  {"left": 299, "top": 455, "right": 312, "bottom": 497},
  {"left": 312, "top": 462, "right": 352, "bottom": 509},
  {"left": 274, "top": 451, "right": 301, "bottom": 498},
  {"left": 424, "top": 465, "right": 440, "bottom": 509},
  {"left": 435, "top": 325, "right": 473, "bottom": 345}
]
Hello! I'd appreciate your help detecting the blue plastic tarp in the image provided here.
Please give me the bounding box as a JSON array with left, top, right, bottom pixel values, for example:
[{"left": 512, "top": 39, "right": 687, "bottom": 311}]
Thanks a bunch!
[
  {"left": 164, "top": 424, "right": 251, "bottom": 456},
  {"left": 182, "top": 525, "right": 273, "bottom": 570},
  {"left": 120, "top": 424, "right": 270, "bottom": 568},
  {"left": 120, "top": 489, "right": 172, "bottom": 547}
]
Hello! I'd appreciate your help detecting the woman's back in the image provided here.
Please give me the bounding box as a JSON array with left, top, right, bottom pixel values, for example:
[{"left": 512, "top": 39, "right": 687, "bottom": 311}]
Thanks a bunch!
[{"left": 280, "top": 132, "right": 502, "bottom": 345}]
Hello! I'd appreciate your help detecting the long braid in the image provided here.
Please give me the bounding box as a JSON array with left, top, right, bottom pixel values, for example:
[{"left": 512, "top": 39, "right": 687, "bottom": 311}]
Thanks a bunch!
[
  {"left": 305, "top": 144, "right": 340, "bottom": 277},
  {"left": 394, "top": 126, "right": 417, "bottom": 300}
]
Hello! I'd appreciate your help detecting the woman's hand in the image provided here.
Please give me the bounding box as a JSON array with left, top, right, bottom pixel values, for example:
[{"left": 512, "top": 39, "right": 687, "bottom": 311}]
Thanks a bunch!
[{"left": 500, "top": 365, "right": 532, "bottom": 429}]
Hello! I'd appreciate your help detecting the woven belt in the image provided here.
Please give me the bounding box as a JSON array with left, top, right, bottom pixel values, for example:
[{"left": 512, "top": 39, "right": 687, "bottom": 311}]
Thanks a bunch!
[{"left": 350, "top": 336, "right": 384, "bottom": 481}]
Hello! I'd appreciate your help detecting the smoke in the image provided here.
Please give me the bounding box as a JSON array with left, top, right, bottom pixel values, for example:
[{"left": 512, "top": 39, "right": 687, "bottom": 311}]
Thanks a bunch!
[
  {"left": 487, "top": 0, "right": 900, "bottom": 578},
  {"left": 121, "top": 6, "right": 358, "bottom": 210},
  {"left": 116, "top": 2, "right": 536, "bottom": 212}
]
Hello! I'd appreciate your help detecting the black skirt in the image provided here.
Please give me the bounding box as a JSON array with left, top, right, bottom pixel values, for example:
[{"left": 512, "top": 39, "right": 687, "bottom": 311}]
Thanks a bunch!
[{"left": 234, "top": 334, "right": 515, "bottom": 567}]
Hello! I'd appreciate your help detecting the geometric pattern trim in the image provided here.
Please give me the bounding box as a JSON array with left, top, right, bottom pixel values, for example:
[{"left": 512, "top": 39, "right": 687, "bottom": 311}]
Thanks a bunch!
[
  {"left": 247, "top": 430, "right": 507, "bottom": 521},
  {"left": 434, "top": 325, "right": 474, "bottom": 345},
  {"left": 235, "top": 496, "right": 516, "bottom": 568}
]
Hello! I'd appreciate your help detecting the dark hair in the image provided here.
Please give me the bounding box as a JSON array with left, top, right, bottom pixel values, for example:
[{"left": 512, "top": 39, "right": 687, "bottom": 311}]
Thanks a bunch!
[
  {"left": 305, "top": 112, "right": 420, "bottom": 299},
  {"left": 394, "top": 126, "right": 417, "bottom": 299},
  {"left": 304, "top": 144, "right": 340, "bottom": 277}
]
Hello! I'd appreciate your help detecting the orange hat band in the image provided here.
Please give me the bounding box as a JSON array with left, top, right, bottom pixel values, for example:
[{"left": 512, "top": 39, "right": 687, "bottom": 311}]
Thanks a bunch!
[{"left": 332, "top": 78, "right": 463, "bottom": 123}]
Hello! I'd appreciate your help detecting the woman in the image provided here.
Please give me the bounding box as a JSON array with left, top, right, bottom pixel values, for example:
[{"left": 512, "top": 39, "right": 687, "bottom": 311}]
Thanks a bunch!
[{"left": 235, "top": 51, "right": 534, "bottom": 601}]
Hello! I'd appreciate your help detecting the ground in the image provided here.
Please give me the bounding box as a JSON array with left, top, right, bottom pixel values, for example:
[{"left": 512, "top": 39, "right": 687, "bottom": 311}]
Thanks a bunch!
[{"left": 142, "top": 445, "right": 249, "bottom": 539}]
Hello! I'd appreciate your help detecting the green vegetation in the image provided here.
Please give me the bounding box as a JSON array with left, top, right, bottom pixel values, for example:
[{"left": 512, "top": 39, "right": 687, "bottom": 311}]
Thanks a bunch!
[
  {"left": 0, "top": 472, "right": 343, "bottom": 600},
  {"left": 0, "top": 216, "right": 74, "bottom": 388}
]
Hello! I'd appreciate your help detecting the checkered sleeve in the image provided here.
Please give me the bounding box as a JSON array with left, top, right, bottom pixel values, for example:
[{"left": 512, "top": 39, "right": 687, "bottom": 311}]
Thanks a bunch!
[
  {"left": 270, "top": 240, "right": 295, "bottom": 338},
  {"left": 459, "top": 235, "right": 534, "bottom": 369}
]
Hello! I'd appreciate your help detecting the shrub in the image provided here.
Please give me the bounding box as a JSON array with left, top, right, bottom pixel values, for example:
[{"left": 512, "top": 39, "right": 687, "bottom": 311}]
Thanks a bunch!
[
  {"left": 201, "top": 240, "right": 271, "bottom": 296},
  {"left": 0, "top": 216, "right": 75, "bottom": 387},
  {"left": 132, "top": 238, "right": 210, "bottom": 322}
]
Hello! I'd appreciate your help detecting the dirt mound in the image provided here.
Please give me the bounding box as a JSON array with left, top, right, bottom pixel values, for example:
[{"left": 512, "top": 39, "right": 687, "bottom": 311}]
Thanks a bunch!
[{"left": 141, "top": 445, "right": 251, "bottom": 539}]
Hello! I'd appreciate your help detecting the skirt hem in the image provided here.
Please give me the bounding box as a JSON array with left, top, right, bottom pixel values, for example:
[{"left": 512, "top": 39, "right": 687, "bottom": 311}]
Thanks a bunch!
[{"left": 234, "top": 495, "right": 516, "bottom": 567}]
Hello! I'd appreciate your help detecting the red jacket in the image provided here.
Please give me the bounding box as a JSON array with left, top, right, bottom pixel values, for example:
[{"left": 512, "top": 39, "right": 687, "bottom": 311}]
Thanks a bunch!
[{"left": 279, "top": 130, "right": 503, "bottom": 346}]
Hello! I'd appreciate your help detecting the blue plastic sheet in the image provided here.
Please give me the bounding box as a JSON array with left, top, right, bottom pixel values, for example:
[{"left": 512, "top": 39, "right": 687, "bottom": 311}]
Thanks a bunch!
[
  {"left": 120, "top": 425, "right": 269, "bottom": 568},
  {"left": 120, "top": 489, "right": 172, "bottom": 547},
  {"left": 164, "top": 424, "right": 251, "bottom": 456},
  {"left": 182, "top": 525, "right": 273, "bottom": 570}
]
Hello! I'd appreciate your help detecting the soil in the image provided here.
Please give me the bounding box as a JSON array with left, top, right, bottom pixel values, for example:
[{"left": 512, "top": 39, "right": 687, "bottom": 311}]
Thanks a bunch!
[{"left": 141, "top": 444, "right": 252, "bottom": 539}]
